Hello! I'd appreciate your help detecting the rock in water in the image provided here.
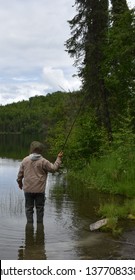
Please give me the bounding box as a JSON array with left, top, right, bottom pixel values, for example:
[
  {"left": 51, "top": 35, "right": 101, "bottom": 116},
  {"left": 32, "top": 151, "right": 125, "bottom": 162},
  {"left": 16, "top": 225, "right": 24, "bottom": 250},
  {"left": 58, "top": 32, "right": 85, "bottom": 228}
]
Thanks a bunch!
[{"left": 90, "top": 218, "right": 108, "bottom": 231}]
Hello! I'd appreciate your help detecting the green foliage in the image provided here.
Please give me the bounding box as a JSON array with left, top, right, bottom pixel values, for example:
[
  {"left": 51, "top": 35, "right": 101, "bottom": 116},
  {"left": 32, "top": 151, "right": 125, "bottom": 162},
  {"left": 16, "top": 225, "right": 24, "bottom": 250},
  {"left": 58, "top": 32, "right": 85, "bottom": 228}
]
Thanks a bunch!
[
  {"left": 99, "top": 203, "right": 127, "bottom": 219},
  {"left": 98, "top": 198, "right": 135, "bottom": 235},
  {"left": 66, "top": 1, "right": 134, "bottom": 142},
  {"left": 63, "top": 111, "right": 104, "bottom": 169},
  {"left": 102, "top": 9, "right": 135, "bottom": 120},
  {"left": 66, "top": 1, "right": 111, "bottom": 136},
  {"left": 0, "top": 91, "right": 73, "bottom": 135},
  {"left": 78, "top": 144, "right": 135, "bottom": 197},
  {"left": 66, "top": 114, "right": 135, "bottom": 197}
]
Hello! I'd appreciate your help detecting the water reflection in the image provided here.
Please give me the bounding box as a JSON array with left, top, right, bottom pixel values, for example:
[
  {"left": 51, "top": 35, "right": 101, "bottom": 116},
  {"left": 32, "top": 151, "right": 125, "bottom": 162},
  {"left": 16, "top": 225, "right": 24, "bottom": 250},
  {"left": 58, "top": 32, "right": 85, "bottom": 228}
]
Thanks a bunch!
[
  {"left": 0, "top": 134, "right": 45, "bottom": 159},
  {"left": 18, "top": 223, "right": 47, "bottom": 260},
  {"left": 1, "top": 156, "right": 135, "bottom": 259}
]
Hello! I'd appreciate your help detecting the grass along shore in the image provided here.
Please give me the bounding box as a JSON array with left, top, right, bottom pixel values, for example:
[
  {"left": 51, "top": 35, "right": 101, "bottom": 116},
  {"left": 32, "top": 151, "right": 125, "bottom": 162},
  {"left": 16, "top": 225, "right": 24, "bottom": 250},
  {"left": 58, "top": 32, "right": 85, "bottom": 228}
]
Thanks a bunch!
[{"left": 67, "top": 144, "right": 135, "bottom": 235}]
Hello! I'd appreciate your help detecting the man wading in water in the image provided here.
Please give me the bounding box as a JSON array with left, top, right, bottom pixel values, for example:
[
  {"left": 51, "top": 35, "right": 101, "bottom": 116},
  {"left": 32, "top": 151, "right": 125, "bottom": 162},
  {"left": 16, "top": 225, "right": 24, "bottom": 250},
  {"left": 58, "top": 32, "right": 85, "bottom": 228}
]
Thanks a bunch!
[{"left": 17, "top": 141, "right": 63, "bottom": 224}]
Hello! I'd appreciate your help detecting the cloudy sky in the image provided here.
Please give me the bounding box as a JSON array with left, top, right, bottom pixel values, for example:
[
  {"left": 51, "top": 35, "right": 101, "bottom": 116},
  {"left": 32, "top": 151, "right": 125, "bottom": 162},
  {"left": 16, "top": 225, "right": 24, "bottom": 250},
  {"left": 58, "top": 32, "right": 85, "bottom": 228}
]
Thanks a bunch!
[{"left": 0, "top": 0, "right": 134, "bottom": 105}]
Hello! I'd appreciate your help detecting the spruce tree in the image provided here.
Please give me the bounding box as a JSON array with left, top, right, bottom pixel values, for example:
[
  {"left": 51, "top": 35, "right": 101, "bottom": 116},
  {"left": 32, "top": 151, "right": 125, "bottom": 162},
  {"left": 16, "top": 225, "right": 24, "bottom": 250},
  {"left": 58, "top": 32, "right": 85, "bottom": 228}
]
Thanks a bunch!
[
  {"left": 65, "top": 0, "right": 113, "bottom": 142},
  {"left": 103, "top": 1, "right": 135, "bottom": 126},
  {"left": 111, "top": 0, "right": 128, "bottom": 17}
]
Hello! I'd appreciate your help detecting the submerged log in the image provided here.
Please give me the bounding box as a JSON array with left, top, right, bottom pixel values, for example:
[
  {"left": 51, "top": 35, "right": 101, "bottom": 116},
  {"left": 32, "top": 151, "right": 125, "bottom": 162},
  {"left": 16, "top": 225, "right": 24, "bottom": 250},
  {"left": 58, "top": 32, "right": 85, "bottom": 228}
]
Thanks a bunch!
[{"left": 90, "top": 218, "right": 108, "bottom": 231}]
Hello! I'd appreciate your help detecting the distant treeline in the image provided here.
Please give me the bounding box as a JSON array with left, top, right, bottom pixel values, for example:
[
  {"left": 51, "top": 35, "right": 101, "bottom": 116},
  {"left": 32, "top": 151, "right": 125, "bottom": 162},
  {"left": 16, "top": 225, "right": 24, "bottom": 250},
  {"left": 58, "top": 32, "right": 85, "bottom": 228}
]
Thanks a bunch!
[
  {"left": 0, "top": 88, "right": 134, "bottom": 169},
  {"left": 0, "top": 91, "right": 85, "bottom": 155},
  {"left": 0, "top": 91, "right": 80, "bottom": 135}
]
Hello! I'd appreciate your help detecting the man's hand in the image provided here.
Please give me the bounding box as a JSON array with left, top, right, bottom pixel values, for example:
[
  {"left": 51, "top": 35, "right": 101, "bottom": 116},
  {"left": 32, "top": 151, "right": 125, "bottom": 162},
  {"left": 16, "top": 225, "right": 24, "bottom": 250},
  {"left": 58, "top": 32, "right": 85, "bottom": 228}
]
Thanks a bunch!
[
  {"left": 58, "top": 151, "right": 63, "bottom": 158},
  {"left": 17, "top": 179, "right": 23, "bottom": 190}
]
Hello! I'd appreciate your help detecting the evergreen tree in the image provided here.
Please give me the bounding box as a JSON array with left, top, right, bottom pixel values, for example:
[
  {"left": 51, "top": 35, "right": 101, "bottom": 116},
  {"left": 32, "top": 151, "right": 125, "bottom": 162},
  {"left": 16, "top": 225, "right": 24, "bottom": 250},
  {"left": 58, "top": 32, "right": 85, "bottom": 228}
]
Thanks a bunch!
[
  {"left": 103, "top": 1, "right": 135, "bottom": 126},
  {"left": 111, "top": 0, "right": 128, "bottom": 17},
  {"left": 65, "top": 0, "right": 113, "bottom": 142}
]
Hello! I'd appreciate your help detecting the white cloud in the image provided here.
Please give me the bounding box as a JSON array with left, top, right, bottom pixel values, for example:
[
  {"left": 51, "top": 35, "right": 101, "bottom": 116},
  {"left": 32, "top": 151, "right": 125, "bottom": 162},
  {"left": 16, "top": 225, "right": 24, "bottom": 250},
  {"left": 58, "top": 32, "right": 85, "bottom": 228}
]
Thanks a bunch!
[
  {"left": 0, "top": 0, "right": 81, "bottom": 105},
  {"left": 0, "top": 83, "right": 49, "bottom": 105},
  {"left": 0, "top": 0, "right": 134, "bottom": 105},
  {"left": 0, "top": 0, "right": 75, "bottom": 72},
  {"left": 43, "top": 67, "right": 81, "bottom": 92},
  {"left": 0, "top": 67, "right": 81, "bottom": 105},
  {"left": 127, "top": 0, "right": 135, "bottom": 8}
]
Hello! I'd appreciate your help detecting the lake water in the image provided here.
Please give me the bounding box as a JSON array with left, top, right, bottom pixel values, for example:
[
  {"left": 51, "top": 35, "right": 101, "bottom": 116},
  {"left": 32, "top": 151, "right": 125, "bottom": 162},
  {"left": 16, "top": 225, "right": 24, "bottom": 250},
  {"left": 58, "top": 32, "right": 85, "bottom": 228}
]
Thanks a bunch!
[{"left": 0, "top": 135, "right": 135, "bottom": 259}]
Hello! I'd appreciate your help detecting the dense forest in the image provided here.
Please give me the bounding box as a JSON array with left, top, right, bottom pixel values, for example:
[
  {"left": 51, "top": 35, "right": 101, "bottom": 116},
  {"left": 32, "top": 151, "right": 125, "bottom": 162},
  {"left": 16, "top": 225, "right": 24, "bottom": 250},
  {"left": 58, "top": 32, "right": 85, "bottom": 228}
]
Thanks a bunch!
[{"left": 0, "top": 91, "right": 74, "bottom": 135}]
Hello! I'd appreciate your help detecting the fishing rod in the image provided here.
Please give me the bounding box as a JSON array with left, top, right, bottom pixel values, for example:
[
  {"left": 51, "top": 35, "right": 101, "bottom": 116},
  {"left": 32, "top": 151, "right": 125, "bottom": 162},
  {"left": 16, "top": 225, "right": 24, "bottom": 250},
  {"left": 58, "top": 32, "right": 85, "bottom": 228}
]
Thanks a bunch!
[
  {"left": 61, "top": 92, "right": 88, "bottom": 151},
  {"left": 59, "top": 81, "right": 97, "bottom": 151},
  {"left": 59, "top": 85, "right": 78, "bottom": 111}
]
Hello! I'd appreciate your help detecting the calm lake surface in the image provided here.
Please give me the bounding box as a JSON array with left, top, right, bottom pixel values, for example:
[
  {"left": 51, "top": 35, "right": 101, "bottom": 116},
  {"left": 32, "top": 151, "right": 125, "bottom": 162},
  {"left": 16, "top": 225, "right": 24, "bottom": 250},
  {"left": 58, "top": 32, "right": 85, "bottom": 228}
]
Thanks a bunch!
[{"left": 0, "top": 135, "right": 135, "bottom": 259}]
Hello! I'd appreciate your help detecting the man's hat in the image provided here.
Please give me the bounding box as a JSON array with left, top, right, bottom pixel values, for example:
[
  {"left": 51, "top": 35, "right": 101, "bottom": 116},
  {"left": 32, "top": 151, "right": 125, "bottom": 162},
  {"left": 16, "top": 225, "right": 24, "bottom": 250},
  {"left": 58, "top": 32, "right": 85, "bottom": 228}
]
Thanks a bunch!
[{"left": 30, "top": 141, "right": 44, "bottom": 154}]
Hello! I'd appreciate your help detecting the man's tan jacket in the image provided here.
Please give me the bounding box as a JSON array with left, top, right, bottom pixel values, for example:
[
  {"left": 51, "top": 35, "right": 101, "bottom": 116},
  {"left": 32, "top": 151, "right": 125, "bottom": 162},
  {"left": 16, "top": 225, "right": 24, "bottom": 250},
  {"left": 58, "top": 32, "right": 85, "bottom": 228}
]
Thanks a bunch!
[{"left": 17, "top": 153, "right": 61, "bottom": 193}]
